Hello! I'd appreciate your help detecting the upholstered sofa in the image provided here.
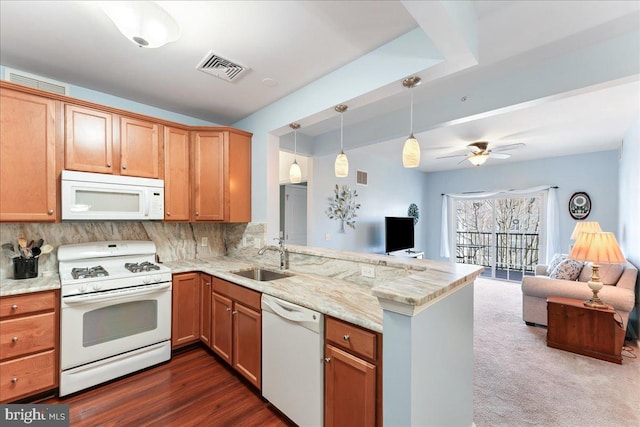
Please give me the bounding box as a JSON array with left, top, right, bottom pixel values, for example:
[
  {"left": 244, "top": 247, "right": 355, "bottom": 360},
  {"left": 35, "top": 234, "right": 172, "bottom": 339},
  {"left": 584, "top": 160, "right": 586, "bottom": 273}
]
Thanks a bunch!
[{"left": 521, "top": 257, "right": 638, "bottom": 330}]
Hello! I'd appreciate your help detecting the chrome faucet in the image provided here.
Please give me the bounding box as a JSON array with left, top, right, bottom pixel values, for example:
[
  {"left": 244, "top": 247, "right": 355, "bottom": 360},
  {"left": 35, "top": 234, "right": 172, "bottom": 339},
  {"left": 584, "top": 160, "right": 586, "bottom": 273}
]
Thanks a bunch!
[{"left": 274, "top": 237, "right": 286, "bottom": 270}]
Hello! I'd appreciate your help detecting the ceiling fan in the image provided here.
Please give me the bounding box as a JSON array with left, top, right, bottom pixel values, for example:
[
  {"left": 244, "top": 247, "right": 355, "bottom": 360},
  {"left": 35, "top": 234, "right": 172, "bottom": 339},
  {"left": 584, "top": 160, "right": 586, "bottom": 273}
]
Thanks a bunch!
[{"left": 436, "top": 141, "right": 525, "bottom": 167}]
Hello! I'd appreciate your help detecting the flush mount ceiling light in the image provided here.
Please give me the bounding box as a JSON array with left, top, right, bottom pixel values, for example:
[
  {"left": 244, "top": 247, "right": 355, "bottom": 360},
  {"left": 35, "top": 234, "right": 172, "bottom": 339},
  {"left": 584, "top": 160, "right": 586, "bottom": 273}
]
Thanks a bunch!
[
  {"left": 289, "top": 123, "right": 302, "bottom": 184},
  {"left": 402, "top": 76, "right": 421, "bottom": 168},
  {"left": 99, "top": 1, "right": 180, "bottom": 48},
  {"left": 334, "top": 105, "right": 349, "bottom": 178}
]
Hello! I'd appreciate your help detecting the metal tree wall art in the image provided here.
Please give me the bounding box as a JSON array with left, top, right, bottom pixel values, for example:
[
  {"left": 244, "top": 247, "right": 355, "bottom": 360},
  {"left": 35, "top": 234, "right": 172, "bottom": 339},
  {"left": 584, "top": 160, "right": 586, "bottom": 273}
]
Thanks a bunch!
[{"left": 326, "top": 185, "right": 361, "bottom": 233}]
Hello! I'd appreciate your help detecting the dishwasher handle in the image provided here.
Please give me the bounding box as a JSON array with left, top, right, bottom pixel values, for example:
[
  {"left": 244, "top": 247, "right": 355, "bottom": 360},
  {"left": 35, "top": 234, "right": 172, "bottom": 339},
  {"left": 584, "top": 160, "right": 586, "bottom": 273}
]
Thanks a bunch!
[{"left": 262, "top": 295, "right": 319, "bottom": 324}]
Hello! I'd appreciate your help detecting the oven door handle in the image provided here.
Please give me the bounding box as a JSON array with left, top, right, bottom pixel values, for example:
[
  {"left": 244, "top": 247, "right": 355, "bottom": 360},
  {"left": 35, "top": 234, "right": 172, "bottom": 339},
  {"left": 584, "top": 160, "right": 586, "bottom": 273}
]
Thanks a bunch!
[{"left": 63, "top": 282, "right": 171, "bottom": 304}]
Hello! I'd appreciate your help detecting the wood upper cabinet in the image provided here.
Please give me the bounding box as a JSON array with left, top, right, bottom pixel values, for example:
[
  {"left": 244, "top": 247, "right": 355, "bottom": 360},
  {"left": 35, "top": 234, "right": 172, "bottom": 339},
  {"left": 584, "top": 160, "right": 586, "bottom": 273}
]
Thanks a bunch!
[
  {"left": 64, "top": 104, "right": 114, "bottom": 174},
  {"left": 164, "top": 126, "right": 190, "bottom": 220},
  {"left": 191, "top": 129, "right": 251, "bottom": 222},
  {"left": 325, "top": 317, "right": 382, "bottom": 427},
  {"left": 192, "top": 130, "right": 225, "bottom": 221},
  {"left": 0, "top": 87, "right": 60, "bottom": 222},
  {"left": 199, "top": 274, "right": 212, "bottom": 347},
  {"left": 171, "top": 273, "right": 200, "bottom": 349},
  {"left": 65, "top": 104, "right": 162, "bottom": 178},
  {"left": 211, "top": 278, "right": 261, "bottom": 389},
  {"left": 120, "top": 116, "right": 161, "bottom": 178},
  {"left": 0, "top": 290, "right": 59, "bottom": 403}
]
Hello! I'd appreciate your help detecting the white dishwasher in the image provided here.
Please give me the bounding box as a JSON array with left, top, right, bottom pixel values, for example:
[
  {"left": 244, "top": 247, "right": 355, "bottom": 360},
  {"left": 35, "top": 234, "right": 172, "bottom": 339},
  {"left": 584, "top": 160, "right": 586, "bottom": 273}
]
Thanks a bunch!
[{"left": 262, "top": 294, "right": 324, "bottom": 427}]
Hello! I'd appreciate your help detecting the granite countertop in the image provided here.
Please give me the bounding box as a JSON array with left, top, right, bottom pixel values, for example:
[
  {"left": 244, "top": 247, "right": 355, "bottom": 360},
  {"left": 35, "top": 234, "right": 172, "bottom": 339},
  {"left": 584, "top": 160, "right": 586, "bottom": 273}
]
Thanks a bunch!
[
  {"left": 164, "top": 257, "right": 384, "bottom": 332},
  {"left": 0, "top": 272, "right": 61, "bottom": 297}
]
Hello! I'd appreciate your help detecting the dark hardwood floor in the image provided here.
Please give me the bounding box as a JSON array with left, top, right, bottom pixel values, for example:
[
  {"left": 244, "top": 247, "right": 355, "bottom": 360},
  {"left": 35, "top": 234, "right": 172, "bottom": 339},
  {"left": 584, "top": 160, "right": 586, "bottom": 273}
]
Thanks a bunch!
[{"left": 43, "top": 347, "right": 294, "bottom": 427}]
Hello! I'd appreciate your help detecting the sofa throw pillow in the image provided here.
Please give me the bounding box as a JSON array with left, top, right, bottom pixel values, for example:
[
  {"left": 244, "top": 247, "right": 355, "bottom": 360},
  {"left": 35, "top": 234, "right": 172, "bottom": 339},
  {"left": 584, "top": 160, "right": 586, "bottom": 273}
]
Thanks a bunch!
[
  {"left": 549, "top": 259, "right": 583, "bottom": 281},
  {"left": 546, "top": 253, "right": 567, "bottom": 276},
  {"left": 578, "top": 262, "right": 624, "bottom": 285}
]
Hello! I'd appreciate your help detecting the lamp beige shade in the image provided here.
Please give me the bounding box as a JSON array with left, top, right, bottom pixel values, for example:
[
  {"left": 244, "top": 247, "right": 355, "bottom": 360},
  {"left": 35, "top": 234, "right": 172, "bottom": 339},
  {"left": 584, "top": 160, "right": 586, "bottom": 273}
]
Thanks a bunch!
[
  {"left": 289, "top": 160, "right": 301, "bottom": 183},
  {"left": 334, "top": 152, "right": 349, "bottom": 177},
  {"left": 569, "top": 232, "right": 625, "bottom": 264},
  {"left": 570, "top": 221, "right": 602, "bottom": 240}
]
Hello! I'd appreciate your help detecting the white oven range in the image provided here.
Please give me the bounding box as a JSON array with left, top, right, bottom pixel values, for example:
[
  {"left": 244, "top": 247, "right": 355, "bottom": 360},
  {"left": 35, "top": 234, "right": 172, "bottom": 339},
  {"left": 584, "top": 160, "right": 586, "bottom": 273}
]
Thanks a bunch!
[{"left": 57, "top": 241, "right": 172, "bottom": 396}]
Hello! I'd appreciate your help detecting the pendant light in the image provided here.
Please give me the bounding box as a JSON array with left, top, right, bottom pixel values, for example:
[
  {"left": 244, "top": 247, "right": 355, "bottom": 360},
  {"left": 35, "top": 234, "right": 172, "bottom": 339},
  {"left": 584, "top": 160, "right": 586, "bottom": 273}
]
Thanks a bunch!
[
  {"left": 289, "top": 123, "right": 302, "bottom": 184},
  {"left": 334, "top": 104, "right": 349, "bottom": 178},
  {"left": 402, "top": 76, "right": 421, "bottom": 168}
]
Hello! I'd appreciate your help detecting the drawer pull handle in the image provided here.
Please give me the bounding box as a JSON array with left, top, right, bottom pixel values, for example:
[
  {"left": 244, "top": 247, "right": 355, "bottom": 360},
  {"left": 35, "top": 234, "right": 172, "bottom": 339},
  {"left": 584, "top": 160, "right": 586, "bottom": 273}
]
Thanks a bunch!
[
  {"left": 11, "top": 377, "right": 18, "bottom": 383},
  {"left": 343, "top": 334, "right": 350, "bottom": 341},
  {"left": 11, "top": 336, "right": 18, "bottom": 343},
  {"left": 324, "top": 357, "right": 332, "bottom": 363},
  {"left": 11, "top": 304, "right": 18, "bottom": 310}
]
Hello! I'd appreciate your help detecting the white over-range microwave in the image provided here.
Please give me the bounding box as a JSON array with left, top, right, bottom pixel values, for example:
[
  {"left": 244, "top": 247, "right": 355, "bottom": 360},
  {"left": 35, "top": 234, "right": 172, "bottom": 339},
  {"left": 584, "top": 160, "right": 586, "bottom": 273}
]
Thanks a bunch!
[{"left": 61, "top": 170, "right": 164, "bottom": 220}]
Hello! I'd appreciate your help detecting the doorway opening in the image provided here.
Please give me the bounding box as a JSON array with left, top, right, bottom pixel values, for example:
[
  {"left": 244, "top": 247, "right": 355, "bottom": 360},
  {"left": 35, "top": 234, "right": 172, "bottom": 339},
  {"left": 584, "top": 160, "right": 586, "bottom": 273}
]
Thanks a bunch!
[{"left": 280, "top": 184, "right": 307, "bottom": 245}]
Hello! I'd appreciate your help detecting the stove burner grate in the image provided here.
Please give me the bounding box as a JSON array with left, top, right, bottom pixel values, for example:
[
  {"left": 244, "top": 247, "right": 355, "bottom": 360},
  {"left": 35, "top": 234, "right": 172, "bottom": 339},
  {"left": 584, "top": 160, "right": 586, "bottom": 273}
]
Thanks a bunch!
[
  {"left": 124, "top": 261, "right": 161, "bottom": 273},
  {"left": 71, "top": 266, "right": 109, "bottom": 279}
]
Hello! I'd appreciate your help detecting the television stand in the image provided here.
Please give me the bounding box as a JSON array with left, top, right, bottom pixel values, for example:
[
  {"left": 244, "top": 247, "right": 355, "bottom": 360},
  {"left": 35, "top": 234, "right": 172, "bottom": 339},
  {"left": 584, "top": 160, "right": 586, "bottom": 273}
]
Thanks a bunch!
[{"left": 388, "top": 250, "right": 424, "bottom": 259}]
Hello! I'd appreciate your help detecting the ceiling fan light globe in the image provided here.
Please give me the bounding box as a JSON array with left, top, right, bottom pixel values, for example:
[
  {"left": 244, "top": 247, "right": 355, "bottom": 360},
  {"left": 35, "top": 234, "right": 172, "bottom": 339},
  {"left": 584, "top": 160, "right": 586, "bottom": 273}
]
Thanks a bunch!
[
  {"left": 289, "top": 160, "right": 302, "bottom": 183},
  {"left": 468, "top": 153, "right": 489, "bottom": 166},
  {"left": 402, "top": 136, "right": 420, "bottom": 168},
  {"left": 335, "top": 152, "right": 349, "bottom": 177}
]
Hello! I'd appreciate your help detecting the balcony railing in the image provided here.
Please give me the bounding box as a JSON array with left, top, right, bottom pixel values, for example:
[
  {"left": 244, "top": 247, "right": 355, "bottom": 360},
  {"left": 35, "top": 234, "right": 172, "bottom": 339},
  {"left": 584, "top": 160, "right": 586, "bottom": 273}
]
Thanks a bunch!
[{"left": 456, "top": 231, "right": 539, "bottom": 274}]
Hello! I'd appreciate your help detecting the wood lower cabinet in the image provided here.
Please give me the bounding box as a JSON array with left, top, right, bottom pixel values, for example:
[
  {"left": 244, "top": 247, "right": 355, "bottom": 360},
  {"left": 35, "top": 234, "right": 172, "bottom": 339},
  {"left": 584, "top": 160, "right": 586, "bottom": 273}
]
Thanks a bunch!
[
  {"left": 0, "top": 290, "right": 59, "bottom": 402},
  {"left": 211, "top": 278, "right": 261, "bottom": 389},
  {"left": 0, "top": 87, "right": 60, "bottom": 222},
  {"left": 325, "top": 317, "right": 382, "bottom": 427},
  {"left": 171, "top": 273, "right": 200, "bottom": 349},
  {"left": 199, "top": 274, "right": 212, "bottom": 347},
  {"left": 164, "top": 126, "right": 191, "bottom": 220}
]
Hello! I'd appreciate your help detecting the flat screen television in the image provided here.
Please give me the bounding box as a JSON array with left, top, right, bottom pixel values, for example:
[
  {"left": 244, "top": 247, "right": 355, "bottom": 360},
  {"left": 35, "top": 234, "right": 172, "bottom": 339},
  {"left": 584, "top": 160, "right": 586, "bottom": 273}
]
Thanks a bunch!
[{"left": 385, "top": 216, "right": 415, "bottom": 254}]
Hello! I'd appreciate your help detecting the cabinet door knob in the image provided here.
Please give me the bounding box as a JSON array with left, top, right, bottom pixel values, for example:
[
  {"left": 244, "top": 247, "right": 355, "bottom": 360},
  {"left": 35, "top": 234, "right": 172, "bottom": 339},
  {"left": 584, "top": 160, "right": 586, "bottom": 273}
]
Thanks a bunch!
[
  {"left": 48, "top": 209, "right": 54, "bottom": 215},
  {"left": 11, "top": 377, "right": 18, "bottom": 383},
  {"left": 107, "top": 162, "right": 112, "bottom": 167},
  {"left": 324, "top": 357, "right": 332, "bottom": 363},
  {"left": 232, "top": 310, "right": 238, "bottom": 315},
  {"left": 195, "top": 211, "right": 199, "bottom": 216},
  {"left": 122, "top": 165, "right": 127, "bottom": 170},
  {"left": 343, "top": 334, "right": 350, "bottom": 341},
  {"left": 226, "top": 307, "right": 231, "bottom": 312},
  {"left": 11, "top": 336, "right": 18, "bottom": 343},
  {"left": 206, "top": 282, "right": 211, "bottom": 286},
  {"left": 11, "top": 304, "right": 18, "bottom": 310},
  {"left": 166, "top": 212, "right": 171, "bottom": 216}
]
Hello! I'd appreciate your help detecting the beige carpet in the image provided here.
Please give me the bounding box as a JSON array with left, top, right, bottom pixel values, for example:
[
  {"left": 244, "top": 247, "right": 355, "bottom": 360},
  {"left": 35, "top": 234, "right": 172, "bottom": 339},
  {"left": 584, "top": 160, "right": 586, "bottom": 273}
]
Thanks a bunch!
[{"left": 473, "top": 277, "right": 640, "bottom": 427}]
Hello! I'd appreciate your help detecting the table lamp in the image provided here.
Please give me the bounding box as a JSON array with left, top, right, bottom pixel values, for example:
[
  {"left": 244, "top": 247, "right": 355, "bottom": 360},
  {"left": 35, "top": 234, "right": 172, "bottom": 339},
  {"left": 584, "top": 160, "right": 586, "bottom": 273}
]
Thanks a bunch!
[
  {"left": 570, "top": 221, "right": 602, "bottom": 240},
  {"left": 569, "top": 232, "right": 626, "bottom": 308}
]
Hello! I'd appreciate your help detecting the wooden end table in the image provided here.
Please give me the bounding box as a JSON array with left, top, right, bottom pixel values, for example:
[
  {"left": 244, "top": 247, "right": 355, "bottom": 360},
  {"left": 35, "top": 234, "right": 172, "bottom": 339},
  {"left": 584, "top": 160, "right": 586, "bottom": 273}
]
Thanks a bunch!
[{"left": 547, "top": 296, "right": 625, "bottom": 364}]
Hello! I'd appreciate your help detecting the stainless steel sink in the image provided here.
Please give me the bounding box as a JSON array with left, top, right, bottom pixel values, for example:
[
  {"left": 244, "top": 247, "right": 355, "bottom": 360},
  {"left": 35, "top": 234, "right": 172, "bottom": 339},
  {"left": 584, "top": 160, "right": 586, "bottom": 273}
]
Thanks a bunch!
[{"left": 231, "top": 268, "right": 292, "bottom": 282}]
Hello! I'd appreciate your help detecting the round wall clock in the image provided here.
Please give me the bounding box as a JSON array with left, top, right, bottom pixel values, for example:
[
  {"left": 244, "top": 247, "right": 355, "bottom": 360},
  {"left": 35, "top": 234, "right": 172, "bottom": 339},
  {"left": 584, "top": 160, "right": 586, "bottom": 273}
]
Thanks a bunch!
[
  {"left": 568, "top": 192, "right": 591, "bottom": 220},
  {"left": 408, "top": 203, "right": 419, "bottom": 225}
]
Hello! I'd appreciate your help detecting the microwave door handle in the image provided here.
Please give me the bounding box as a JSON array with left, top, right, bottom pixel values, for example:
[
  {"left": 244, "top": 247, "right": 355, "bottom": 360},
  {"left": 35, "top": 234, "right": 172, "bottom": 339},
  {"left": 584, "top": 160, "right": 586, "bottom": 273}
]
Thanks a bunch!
[{"left": 143, "top": 190, "right": 150, "bottom": 217}]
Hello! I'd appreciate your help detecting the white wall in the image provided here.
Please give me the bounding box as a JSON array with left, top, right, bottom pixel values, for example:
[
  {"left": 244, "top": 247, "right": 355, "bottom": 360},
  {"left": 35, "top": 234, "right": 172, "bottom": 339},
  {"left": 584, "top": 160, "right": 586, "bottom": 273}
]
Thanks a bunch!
[
  {"left": 619, "top": 117, "right": 640, "bottom": 338},
  {"left": 422, "top": 150, "right": 620, "bottom": 260},
  {"left": 308, "top": 147, "right": 427, "bottom": 254}
]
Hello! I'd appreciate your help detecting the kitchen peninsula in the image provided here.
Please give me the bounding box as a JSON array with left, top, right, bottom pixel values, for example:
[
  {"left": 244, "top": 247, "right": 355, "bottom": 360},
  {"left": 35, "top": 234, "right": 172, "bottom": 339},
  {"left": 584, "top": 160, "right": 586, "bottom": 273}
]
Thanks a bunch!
[{"left": 1, "top": 241, "right": 483, "bottom": 426}]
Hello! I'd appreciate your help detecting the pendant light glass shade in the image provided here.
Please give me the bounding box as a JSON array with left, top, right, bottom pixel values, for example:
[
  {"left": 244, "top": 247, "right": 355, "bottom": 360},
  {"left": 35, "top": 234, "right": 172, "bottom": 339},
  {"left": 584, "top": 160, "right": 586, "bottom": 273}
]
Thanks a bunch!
[
  {"left": 402, "top": 135, "right": 420, "bottom": 168},
  {"left": 335, "top": 151, "right": 349, "bottom": 178},
  {"left": 100, "top": 1, "right": 180, "bottom": 48},
  {"left": 289, "top": 123, "right": 302, "bottom": 183},
  {"left": 289, "top": 160, "right": 302, "bottom": 183},
  {"left": 402, "top": 77, "right": 421, "bottom": 168},
  {"left": 334, "top": 105, "right": 349, "bottom": 178}
]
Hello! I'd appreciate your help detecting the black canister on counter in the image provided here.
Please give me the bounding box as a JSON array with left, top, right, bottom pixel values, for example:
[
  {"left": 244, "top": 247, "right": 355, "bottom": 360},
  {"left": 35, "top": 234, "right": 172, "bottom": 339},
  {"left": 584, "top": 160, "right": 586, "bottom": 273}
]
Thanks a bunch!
[{"left": 13, "top": 257, "right": 38, "bottom": 279}]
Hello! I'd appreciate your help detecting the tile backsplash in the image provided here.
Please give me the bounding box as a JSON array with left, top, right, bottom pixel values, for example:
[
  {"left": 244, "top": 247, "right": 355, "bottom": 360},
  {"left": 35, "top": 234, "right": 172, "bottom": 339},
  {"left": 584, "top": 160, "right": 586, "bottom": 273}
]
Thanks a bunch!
[{"left": 0, "top": 222, "right": 266, "bottom": 280}]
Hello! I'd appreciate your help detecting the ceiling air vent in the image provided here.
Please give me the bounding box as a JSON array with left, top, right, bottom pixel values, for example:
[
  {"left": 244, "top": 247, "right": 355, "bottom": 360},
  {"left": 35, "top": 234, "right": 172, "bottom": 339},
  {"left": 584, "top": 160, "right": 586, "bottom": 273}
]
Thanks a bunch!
[
  {"left": 4, "top": 67, "right": 69, "bottom": 95},
  {"left": 357, "top": 170, "right": 368, "bottom": 186},
  {"left": 196, "top": 51, "right": 249, "bottom": 83}
]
